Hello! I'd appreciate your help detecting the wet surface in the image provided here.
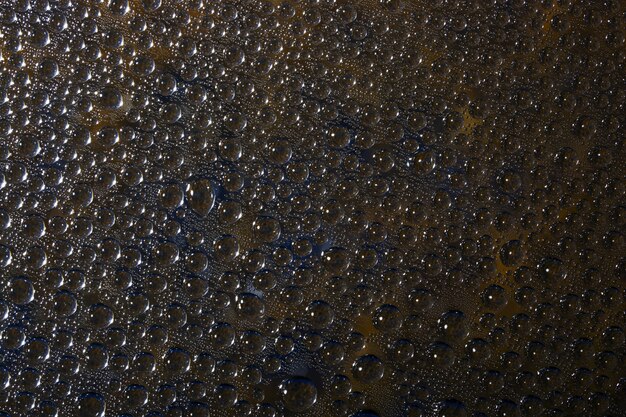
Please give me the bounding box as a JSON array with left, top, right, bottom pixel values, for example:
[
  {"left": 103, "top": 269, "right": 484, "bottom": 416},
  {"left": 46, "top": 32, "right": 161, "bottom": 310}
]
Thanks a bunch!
[{"left": 0, "top": 0, "right": 625, "bottom": 416}]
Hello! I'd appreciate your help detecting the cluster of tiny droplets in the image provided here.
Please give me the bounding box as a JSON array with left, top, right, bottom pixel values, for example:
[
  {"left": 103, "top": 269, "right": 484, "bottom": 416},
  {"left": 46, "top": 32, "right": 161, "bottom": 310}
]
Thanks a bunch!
[{"left": 0, "top": 0, "right": 625, "bottom": 416}]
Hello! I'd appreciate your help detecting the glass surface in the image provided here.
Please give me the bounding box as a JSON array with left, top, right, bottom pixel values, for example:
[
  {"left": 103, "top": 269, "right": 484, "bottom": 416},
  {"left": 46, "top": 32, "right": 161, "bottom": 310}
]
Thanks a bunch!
[{"left": 0, "top": 0, "right": 624, "bottom": 416}]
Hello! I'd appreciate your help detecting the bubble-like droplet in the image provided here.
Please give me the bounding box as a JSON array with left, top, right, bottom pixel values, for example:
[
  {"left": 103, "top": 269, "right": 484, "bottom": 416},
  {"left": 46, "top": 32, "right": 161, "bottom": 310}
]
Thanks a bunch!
[
  {"left": 482, "top": 285, "right": 507, "bottom": 311},
  {"left": 352, "top": 355, "right": 385, "bottom": 384},
  {"left": 499, "top": 240, "right": 525, "bottom": 267},
  {"left": 307, "top": 300, "right": 335, "bottom": 329},
  {"left": 8, "top": 276, "right": 35, "bottom": 305},
  {"left": 235, "top": 293, "right": 266, "bottom": 320},
  {"left": 89, "top": 304, "right": 114, "bottom": 329},
  {"left": 280, "top": 377, "right": 318, "bottom": 412},
  {"left": 187, "top": 179, "right": 215, "bottom": 217},
  {"left": 78, "top": 393, "right": 106, "bottom": 417}
]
